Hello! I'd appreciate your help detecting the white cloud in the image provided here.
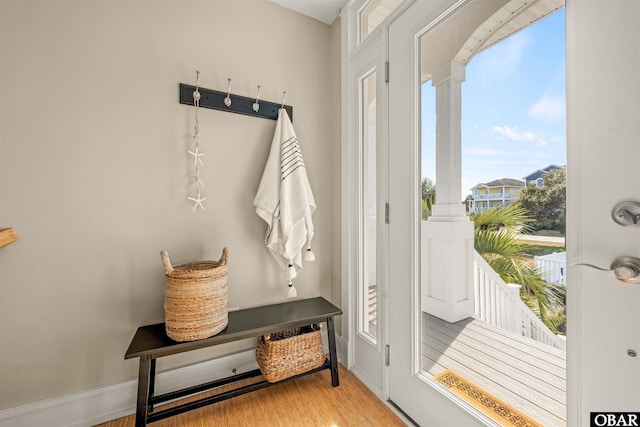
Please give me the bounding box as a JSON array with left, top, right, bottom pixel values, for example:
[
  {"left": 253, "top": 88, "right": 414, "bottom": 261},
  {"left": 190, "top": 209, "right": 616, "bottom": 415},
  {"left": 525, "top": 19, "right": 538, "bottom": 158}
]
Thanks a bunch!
[
  {"left": 493, "top": 125, "right": 535, "bottom": 141},
  {"left": 477, "top": 32, "right": 532, "bottom": 80},
  {"left": 528, "top": 94, "right": 566, "bottom": 122}
]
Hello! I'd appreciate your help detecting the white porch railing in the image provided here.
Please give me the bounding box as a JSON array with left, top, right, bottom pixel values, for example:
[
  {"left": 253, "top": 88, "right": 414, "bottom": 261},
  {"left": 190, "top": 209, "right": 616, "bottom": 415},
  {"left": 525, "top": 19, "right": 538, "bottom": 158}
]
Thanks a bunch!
[
  {"left": 534, "top": 251, "right": 566, "bottom": 285},
  {"left": 474, "top": 193, "right": 515, "bottom": 200},
  {"left": 473, "top": 251, "right": 566, "bottom": 349}
]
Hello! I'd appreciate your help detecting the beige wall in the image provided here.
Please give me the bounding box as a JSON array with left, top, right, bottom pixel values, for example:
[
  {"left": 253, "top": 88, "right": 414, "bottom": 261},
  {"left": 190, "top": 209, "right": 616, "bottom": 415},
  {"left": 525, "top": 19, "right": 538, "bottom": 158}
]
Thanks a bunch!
[{"left": 0, "top": 0, "right": 340, "bottom": 409}]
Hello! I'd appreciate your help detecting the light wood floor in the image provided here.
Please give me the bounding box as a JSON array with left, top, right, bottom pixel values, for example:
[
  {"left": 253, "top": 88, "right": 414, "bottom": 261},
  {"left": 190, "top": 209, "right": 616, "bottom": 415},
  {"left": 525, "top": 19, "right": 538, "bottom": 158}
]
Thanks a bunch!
[{"left": 96, "top": 365, "right": 406, "bottom": 427}]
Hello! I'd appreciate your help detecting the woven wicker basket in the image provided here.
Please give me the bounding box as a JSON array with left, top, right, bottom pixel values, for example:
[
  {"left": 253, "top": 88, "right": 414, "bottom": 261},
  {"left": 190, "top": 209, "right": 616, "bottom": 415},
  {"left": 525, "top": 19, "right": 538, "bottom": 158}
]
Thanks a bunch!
[
  {"left": 161, "top": 248, "right": 229, "bottom": 342},
  {"left": 255, "top": 324, "right": 325, "bottom": 383}
]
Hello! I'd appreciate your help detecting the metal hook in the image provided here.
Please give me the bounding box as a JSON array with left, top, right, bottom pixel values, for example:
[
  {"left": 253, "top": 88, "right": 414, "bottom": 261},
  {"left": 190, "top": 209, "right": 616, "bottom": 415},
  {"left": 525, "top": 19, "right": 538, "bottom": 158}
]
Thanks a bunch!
[
  {"left": 281, "top": 91, "right": 287, "bottom": 109},
  {"left": 224, "top": 78, "right": 232, "bottom": 107},
  {"left": 192, "top": 71, "right": 201, "bottom": 104},
  {"left": 253, "top": 85, "right": 261, "bottom": 112}
]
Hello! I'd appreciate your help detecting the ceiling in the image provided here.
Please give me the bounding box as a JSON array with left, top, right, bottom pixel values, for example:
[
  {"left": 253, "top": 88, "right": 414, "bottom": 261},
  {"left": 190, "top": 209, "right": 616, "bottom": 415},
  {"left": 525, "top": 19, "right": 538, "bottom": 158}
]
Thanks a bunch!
[
  {"left": 455, "top": 0, "right": 565, "bottom": 64},
  {"left": 269, "top": 0, "right": 348, "bottom": 25},
  {"left": 271, "top": 0, "right": 565, "bottom": 55}
]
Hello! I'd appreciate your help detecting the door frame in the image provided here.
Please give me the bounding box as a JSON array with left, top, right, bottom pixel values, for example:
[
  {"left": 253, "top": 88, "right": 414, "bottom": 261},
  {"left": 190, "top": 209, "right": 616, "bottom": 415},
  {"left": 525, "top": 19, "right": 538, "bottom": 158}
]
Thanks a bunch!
[{"left": 342, "top": 3, "right": 491, "bottom": 423}]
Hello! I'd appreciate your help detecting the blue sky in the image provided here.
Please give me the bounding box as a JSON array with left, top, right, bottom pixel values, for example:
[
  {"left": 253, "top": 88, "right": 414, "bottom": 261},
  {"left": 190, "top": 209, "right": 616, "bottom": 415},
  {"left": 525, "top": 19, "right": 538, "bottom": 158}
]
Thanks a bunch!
[{"left": 421, "top": 8, "right": 566, "bottom": 199}]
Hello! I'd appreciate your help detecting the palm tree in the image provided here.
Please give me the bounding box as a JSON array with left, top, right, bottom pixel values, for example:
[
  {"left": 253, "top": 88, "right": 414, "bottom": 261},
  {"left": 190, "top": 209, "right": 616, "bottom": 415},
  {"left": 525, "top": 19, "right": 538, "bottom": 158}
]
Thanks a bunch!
[
  {"left": 421, "top": 177, "right": 435, "bottom": 220},
  {"left": 472, "top": 203, "right": 566, "bottom": 334},
  {"left": 422, "top": 196, "right": 434, "bottom": 220}
]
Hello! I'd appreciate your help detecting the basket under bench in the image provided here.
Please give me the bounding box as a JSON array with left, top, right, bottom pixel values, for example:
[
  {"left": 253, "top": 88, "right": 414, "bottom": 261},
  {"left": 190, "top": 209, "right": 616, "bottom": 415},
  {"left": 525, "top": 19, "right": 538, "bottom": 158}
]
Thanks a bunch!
[{"left": 124, "top": 297, "right": 342, "bottom": 426}]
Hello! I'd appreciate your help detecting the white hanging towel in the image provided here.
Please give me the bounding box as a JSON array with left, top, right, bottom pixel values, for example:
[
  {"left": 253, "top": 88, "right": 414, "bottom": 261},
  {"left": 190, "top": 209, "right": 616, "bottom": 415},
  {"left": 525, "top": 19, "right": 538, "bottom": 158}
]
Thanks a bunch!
[{"left": 254, "top": 109, "right": 316, "bottom": 298}]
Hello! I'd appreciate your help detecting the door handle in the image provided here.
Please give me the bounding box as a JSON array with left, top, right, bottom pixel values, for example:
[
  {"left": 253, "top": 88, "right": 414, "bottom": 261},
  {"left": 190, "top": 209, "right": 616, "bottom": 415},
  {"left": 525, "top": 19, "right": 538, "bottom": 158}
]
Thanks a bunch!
[
  {"left": 610, "top": 256, "right": 640, "bottom": 283},
  {"left": 571, "top": 256, "right": 640, "bottom": 284}
]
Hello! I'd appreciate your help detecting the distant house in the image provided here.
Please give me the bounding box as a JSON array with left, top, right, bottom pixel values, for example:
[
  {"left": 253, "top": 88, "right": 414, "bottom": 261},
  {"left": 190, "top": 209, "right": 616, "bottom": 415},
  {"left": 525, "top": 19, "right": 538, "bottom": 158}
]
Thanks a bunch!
[
  {"left": 468, "top": 178, "right": 525, "bottom": 214},
  {"left": 523, "top": 164, "right": 565, "bottom": 187}
]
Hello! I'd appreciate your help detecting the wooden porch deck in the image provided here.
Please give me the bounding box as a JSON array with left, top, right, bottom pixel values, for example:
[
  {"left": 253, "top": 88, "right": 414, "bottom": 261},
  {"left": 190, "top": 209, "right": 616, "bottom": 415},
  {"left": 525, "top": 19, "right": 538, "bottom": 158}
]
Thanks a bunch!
[{"left": 422, "top": 312, "right": 567, "bottom": 427}]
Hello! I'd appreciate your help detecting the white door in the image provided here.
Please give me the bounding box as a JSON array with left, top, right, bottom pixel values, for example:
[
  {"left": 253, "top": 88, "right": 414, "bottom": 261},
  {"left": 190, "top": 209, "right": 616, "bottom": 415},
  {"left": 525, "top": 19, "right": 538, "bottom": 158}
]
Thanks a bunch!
[
  {"left": 345, "top": 28, "right": 388, "bottom": 392},
  {"left": 565, "top": 0, "right": 640, "bottom": 424},
  {"left": 387, "top": 1, "right": 489, "bottom": 425},
  {"left": 386, "top": 0, "right": 640, "bottom": 426}
]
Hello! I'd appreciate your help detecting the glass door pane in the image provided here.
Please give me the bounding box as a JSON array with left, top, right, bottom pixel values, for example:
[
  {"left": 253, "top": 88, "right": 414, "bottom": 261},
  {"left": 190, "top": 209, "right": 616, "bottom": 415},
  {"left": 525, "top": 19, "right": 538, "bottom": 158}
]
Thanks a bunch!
[
  {"left": 360, "top": 69, "right": 377, "bottom": 343},
  {"left": 359, "top": 0, "right": 403, "bottom": 42},
  {"left": 418, "top": 6, "right": 568, "bottom": 427},
  {"left": 388, "top": 1, "right": 568, "bottom": 425}
]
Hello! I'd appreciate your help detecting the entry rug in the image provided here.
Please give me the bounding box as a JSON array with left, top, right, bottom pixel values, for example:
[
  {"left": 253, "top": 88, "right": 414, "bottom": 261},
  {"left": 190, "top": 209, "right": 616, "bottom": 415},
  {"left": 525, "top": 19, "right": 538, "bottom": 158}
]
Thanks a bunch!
[{"left": 433, "top": 370, "right": 543, "bottom": 427}]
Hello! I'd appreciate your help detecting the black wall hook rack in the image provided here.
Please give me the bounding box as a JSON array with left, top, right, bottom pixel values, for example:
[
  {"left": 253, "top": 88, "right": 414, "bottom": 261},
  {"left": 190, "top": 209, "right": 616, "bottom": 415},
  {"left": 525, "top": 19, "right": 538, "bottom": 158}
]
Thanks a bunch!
[{"left": 179, "top": 83, "right": 293, "bottom": 122}]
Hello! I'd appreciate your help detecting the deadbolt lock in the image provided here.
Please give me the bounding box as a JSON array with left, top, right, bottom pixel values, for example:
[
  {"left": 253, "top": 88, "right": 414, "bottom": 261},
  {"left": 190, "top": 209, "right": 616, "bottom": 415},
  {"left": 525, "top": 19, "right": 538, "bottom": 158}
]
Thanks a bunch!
[{"left": 612, "top": 201, "right": 640, "bottom": 227}]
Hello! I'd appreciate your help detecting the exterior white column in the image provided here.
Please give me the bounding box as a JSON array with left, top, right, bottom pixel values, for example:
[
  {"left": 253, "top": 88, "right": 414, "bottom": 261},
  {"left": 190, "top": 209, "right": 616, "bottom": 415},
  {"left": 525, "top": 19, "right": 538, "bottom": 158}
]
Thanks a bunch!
[
  {"left": 431, "top": 61, "right": 467, "bottom": 219},
  {"left": 422, "top": 60, "right": 475, "bottom": 323}
]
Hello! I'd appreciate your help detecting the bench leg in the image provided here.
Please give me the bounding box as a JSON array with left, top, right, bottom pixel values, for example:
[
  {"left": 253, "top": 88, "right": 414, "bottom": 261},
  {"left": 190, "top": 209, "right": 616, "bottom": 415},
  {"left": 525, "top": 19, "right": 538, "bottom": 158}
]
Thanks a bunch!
[
  {"left": 148, "top": 358, "right": 156, "bottom": 411},
  {"left": 326, "top": 316, "right": 339, "bottom": 387},
  {"left": 136, "top": 355, "right": 152, "bottom": 427}
]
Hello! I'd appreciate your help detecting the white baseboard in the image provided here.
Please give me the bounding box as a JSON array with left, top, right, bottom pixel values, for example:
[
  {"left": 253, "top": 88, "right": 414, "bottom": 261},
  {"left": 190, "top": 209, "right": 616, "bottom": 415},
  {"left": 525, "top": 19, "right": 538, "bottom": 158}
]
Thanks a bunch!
[
  {"left": 0, "top": 334, "right": 349, "bottom": 427},
  {"left": 350, "top": 365, "right": 383, "bottom": 399},
  {"left": 336, "top": 334, "right": 348, "bottom": 367},
  {"left": 0, "top": 349, "right": 259, "bottom": 427}
]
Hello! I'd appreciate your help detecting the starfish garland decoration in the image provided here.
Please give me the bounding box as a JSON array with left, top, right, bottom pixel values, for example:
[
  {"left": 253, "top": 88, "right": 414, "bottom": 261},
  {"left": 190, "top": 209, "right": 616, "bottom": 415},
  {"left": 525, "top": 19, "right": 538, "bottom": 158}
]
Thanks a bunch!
[{"left": 186, "top": 71, "right": 208, "bottom": 212}]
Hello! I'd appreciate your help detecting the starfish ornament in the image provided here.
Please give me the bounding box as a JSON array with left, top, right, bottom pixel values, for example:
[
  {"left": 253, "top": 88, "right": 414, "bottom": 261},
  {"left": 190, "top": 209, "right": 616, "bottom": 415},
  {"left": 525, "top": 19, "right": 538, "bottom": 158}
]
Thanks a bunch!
[
  {"left": 188, "top": 146, "right": 205, "bottom": 166},
  {"left": 191, "top": 130, "right": 203, "bottom": 147},
  {"left": 189, "top": 173, "right": 207, "bottom": 188},
  {"left": 187, "top": 189, "right": 206, "bottom": 211}
]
